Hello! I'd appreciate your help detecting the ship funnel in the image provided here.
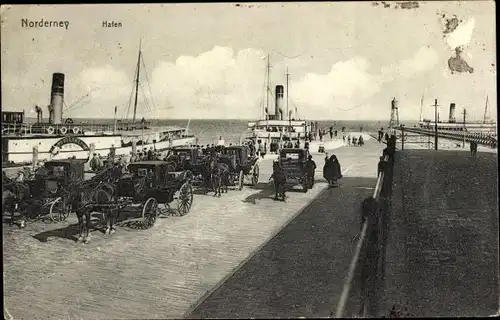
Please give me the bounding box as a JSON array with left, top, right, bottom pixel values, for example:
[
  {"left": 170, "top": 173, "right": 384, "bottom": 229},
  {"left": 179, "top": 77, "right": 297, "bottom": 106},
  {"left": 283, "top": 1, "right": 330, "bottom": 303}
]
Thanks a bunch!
[
  {"left": 275, "top": 85, "right": 284, "bottom": 120},
  {"left": 49, "top": 73, "right": 65, "bottom": 124},
  {"left": 449, "top": 103, "right": 456, "bottom": 123}
]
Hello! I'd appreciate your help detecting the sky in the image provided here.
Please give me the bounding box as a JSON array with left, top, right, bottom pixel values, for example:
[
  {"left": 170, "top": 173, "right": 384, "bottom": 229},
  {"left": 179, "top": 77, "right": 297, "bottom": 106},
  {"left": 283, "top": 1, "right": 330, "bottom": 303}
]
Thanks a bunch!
[{"left": 1, "top": 2, "right": 496, "bottom": 121}]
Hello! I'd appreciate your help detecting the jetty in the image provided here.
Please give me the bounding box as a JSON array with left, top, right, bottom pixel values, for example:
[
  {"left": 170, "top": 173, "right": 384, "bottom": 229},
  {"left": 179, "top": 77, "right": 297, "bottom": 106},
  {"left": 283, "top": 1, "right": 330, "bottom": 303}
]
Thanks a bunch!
[
  {"left": 3, "top": 130, "right": 498, "bottom": 319},
  {"left": 3, "top": 137, "right": 383, "bottom": 319}
]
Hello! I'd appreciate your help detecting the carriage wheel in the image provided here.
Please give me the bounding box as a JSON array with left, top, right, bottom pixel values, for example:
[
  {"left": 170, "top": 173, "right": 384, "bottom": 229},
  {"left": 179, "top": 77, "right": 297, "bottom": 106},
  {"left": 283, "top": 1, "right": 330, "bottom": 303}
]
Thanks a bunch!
[
  {"left": 238, "top": 170, "right": 244, "bottom": 190},
  {"left": 49, "top": 197, "right": 71, "bottom": 222},
  {"left": 142, "top": 197, "right": 159, "bottom": 228},
  {"left": 251, "top": 165, "right": 259, "bottom": 186},
  {"left": 176, "top": 182, "right": 193, "bottom": 216}
]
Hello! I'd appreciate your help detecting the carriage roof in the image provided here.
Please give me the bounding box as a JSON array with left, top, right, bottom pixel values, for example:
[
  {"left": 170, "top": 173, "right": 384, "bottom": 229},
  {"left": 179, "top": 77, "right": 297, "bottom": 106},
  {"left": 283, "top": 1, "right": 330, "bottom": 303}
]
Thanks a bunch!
[
  {"left": 45, "top": 159, "right": 86, "bottom": 166},
  {"left": 171, "top": 146, "right": 197, "bottom": 151},
  {"left": 42, "top": 159, "right": 85, "bottom": 182},
  {"left": 128, "top": 160, "right": 167, "bottom": 168},
  {"left": 280, "top": 148, "right": 308, "bottom": 154}
]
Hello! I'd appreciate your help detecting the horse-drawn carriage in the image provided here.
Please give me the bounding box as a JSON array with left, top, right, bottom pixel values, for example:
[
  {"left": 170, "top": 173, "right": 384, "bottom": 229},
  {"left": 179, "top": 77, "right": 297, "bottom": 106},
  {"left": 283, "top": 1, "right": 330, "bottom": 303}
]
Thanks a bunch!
[
  {"left": 218, "top": 145, "right": 259, "bottom": 190},
  {"left": 87, "top": 160, "right": 194, "bottom": 235},
  {"left": 274, "top": 148, "right": 313, "bottom": 193},
  {"left": 3, "top": 159, "right": 85, "bottom": 225}
]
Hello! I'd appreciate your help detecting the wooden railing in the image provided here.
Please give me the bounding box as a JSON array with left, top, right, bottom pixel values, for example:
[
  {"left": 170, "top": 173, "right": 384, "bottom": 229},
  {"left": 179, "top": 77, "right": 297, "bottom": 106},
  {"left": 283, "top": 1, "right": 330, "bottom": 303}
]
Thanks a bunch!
[{"left": 336, "top": 135, "right": 397, "bottom": 318}]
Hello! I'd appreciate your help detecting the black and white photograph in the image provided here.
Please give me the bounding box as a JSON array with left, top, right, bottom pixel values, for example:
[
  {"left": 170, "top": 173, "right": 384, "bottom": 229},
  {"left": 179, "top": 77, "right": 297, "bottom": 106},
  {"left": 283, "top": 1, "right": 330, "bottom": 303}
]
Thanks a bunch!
[{"left": 1, "top": 2, "right": 498, "bottom": 319}]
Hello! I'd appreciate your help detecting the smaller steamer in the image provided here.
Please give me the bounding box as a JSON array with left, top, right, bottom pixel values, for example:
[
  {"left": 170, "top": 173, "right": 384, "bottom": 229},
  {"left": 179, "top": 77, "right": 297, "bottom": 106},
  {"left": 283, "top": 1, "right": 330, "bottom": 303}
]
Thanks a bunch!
[{"left": 89, "top": 160, "right": 194, "bottom": 234}]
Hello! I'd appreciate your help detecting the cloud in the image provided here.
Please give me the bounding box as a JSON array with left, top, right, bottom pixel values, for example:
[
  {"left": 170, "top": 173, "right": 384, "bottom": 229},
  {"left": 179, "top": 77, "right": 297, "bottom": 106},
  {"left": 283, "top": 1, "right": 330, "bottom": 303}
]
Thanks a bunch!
[
  {"left": 446, "top": 18, "right": 475, "bottom": 50},
  {"left": 291, "top": 57, "right": 383, "bottom": 119},
  {"left": 150, "top": 46, "right": 266, "bottom": 119},
  {"left": 60, "top": 45, "right": 439, "bottom": 120},
  {"left": 382, "top": 46, "right": 439, "bottom": 80}
]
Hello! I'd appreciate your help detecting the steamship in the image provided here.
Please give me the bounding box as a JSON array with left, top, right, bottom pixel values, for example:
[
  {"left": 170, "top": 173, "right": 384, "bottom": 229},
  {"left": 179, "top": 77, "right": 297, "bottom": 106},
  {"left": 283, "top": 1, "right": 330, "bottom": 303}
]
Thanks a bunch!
[
  {"left": 416, "top": 100, "right": 497, "bottom": 136},
  {"left": 246, "top": 55, "right": 330, "bottom": 152},
  {"left": 2, "top": 45, "right": 196, "bottom": 165}
]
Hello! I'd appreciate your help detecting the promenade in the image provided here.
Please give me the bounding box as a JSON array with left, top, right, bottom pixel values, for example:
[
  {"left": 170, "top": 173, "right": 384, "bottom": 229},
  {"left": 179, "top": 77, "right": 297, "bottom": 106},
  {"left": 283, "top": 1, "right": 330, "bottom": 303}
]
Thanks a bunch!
[
  {"left": 3, "top": 139, "right": 384, "bottom": 319},
  {"left": 381, "top": 149, "right": 499, "bottom": 317}
]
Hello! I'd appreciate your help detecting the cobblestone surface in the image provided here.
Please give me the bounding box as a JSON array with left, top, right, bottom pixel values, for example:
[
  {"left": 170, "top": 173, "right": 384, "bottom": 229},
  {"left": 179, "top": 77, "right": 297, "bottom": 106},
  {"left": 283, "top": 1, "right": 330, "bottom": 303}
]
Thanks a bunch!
[{"left": 3, "top": 141, "right": 384, "bottom": 319}]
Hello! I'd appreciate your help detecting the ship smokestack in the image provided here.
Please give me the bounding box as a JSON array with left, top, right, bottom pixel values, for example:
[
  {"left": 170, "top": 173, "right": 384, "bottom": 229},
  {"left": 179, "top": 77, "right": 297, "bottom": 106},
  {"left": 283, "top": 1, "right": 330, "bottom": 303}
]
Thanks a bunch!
[
  {"left": 50, "top": 73, "right": 65, "bottom": 124},
  {"left": 275, "top": 85, "right": 284, "bottom": 121},
  {"left": 449, "top": 103, "right": 456, "bottom": 123}
]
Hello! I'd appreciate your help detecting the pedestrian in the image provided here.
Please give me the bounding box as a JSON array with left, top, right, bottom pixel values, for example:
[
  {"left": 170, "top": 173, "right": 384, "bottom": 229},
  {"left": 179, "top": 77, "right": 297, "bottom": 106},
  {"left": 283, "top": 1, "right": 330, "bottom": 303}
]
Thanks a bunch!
[
  {"left": 305, "top": 154, "right": 317, "bottom": 187},
  {"left": 90, "top": 153, "right": 99, "bottom": 171},
  {"left": 109, "top": 144, "right": 116, "bottom": 160},
  {"left": 147, "top": 147, "right": 153, "bottom": 160},
  {"left": 347, "top": 135, "right": 351, "bottom": 145},
  {"left": 358, "top": 135, "right": 364, "bottom": 146}
]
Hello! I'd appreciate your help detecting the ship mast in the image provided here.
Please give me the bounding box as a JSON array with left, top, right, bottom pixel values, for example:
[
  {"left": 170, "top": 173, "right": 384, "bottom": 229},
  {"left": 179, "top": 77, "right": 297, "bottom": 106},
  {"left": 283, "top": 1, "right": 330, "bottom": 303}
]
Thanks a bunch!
[
  {"left": 266, "top": 54, "right": 270, "bottom": 121},
  {"left": 286, "top": 67, "right": 290, "bottom": 121},
  {"left": 132, "top": 40, "right": 142, "bottom": 124},
  {"left": 419, "top": 94, "right": 424, "bottom": 122}
]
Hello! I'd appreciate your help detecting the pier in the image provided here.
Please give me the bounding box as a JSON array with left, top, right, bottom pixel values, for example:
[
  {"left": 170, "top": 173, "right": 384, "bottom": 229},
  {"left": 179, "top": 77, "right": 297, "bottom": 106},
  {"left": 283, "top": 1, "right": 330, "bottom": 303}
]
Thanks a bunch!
[
  {"left": 3, "top": 133, "right": 498, "bottom": 318},
  {"left": 3, "top": 139, "right": 383, "bottom": 319}
]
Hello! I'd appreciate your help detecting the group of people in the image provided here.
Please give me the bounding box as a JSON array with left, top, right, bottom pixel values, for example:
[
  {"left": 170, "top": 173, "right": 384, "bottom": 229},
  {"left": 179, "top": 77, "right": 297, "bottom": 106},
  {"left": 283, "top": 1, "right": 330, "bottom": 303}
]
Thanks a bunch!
[
  {"left": 377, "top": 128, "right": 390, "bottom": 143},
  {"left": 343, "top": 134, "right": 364, "bottom": 146}
]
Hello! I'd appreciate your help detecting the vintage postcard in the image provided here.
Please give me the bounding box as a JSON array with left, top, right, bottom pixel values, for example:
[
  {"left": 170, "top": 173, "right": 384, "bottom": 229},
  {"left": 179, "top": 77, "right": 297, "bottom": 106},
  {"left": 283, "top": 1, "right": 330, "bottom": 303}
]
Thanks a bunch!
[{"left": 2, "top": 2, "right": 498, "bottom": 319}]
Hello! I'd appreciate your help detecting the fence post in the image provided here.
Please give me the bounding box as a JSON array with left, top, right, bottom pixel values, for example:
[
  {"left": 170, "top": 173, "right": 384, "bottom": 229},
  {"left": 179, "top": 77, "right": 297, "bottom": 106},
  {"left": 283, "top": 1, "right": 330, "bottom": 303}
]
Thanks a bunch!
[{"left": 401, "top": 127, "right": 404, "bottom": 150}]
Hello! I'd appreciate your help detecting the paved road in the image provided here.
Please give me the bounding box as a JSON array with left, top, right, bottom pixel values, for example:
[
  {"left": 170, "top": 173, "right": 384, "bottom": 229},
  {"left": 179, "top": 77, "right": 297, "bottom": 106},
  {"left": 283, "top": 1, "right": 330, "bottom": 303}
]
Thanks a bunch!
[
  {"left": 187, "top": 142, "right": 384, "bottom": 318},
  {"left": 381, "top": 149, "right": 499, "bottom": 317},
  {"left": 3, "top": 141, "right": 384, "bottom": 319}
]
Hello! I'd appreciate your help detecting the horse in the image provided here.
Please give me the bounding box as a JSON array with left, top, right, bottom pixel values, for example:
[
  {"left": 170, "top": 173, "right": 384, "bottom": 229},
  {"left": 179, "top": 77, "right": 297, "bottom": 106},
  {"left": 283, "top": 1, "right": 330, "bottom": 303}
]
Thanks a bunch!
[
  {"left": 2, "top": 181, "right": 30, "bottom": 228},
  {"left": 208, "top": 156, "right": 229, "bottom": 197},
  {"left": 271, "top": 161, "right": 287, "bottom": 201}
]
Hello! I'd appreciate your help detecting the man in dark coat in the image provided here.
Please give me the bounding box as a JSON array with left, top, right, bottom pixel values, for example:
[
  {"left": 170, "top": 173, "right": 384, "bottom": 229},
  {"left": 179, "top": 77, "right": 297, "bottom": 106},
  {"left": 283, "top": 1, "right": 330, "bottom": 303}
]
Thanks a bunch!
[
  {"left": 270, "top": 161, "right": 286, "bottom": 200},
  {"left": 305, "top": 154, "right": 317, "bottom": 187}
]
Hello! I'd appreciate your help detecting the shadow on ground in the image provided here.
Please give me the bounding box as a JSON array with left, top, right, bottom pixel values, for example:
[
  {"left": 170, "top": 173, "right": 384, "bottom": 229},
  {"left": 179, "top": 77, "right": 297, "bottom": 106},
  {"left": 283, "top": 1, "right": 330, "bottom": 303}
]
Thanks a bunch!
[
  {"left": 30, "top": 204, "right": 182, "bottom": 242},
  {"left": 187, "top": 176, "right": 378, "bottom": 319}
]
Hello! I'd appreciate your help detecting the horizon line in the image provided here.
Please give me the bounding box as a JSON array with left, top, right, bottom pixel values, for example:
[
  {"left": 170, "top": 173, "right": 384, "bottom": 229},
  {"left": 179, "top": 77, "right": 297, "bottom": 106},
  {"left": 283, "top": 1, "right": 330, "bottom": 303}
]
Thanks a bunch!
[{"left": 21, "top": 116, "right": 422, "bottom": 122}]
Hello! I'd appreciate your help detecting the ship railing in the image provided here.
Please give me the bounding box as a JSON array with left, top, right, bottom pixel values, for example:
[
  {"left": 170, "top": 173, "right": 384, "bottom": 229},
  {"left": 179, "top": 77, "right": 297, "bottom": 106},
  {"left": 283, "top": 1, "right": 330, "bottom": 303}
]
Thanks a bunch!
[{"left": 336, "top": 134, "right": 397, "bottom": 318}]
